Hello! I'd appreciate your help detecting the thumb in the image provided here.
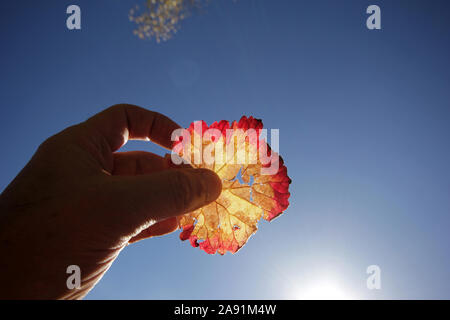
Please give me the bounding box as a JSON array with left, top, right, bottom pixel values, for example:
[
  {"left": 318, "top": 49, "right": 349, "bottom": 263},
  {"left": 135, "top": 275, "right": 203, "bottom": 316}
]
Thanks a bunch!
[{"left": 96, "top": 168, "right": 222, "bottom": 237}]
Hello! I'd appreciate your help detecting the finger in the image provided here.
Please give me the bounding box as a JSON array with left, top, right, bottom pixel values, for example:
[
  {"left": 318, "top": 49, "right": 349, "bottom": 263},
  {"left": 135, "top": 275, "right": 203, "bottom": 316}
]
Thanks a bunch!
[
  {"left": 128, "top": 217, "right": 178, "bottom": 244},
  {"left": 112, "top": 151, "right": 170, "bottom": 176},
  {"left": 113, "top": 152, "right": 192, "bottom": 176},
  {"left": 112, "top": 152, "right": 183, "bottom": 242},
  {"left": 84, "top": 104, "right": 181, "bottom": 152},
  {"left": 95, "top": 168, "right": 222, "bottom": 238}
]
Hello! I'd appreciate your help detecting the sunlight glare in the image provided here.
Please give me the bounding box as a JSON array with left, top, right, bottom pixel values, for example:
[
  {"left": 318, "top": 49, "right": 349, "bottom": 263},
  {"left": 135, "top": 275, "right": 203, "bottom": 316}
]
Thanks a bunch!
[{"left": 293, "top": 278, "right": 355, "bottom": 300}]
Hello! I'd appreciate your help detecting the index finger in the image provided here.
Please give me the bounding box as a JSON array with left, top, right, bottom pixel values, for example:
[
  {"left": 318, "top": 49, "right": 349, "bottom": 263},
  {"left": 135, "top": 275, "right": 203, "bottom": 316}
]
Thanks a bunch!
[{"left": 84, "top": 104, "right": 180, "bottom": 152}]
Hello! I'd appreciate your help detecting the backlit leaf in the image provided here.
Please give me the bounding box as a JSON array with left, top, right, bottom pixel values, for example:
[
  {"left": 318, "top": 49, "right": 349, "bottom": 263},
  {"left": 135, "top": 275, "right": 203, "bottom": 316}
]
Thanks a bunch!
[{"left": 173, "top": 116, "right": 291, "bottom": 255}]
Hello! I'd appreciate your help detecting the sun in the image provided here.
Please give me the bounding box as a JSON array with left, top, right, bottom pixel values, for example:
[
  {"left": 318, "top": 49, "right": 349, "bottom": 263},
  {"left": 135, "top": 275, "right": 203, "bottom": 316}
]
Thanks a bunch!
[{"left": 292, "top": 278, "right": 355, "bottom": 300}]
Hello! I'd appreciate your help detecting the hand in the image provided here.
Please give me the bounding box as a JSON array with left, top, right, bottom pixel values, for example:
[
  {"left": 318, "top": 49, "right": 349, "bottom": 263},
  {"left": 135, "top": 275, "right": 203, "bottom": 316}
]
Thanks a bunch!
[{"left": 0, "top": 104, "right": 222, "bottom": 299}]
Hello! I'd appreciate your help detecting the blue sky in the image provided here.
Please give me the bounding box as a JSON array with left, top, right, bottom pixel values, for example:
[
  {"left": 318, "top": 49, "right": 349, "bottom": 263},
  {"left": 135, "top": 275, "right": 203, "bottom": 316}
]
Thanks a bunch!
[{"left": 1, "top": 0, "right": 450, "bottom": 299}]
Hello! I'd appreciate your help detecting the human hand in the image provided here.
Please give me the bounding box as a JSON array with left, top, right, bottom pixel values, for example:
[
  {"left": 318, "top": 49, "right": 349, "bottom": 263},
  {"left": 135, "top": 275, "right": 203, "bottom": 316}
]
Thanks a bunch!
[{"left": 0, "top": 104, "right": 222, "bottom": 299}]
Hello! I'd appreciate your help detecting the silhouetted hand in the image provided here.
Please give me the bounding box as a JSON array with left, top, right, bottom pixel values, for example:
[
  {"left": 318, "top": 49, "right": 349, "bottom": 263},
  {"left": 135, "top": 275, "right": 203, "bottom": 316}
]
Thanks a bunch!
[{"left": 0, "top": 104, "right": 222, "bottom": 299}]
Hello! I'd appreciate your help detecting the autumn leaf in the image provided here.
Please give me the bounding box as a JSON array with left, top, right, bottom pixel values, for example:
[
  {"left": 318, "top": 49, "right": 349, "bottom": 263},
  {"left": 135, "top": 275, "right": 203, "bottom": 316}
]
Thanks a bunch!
[{"left": 173, "top": 116, "right": 291, "bottom": 255}]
